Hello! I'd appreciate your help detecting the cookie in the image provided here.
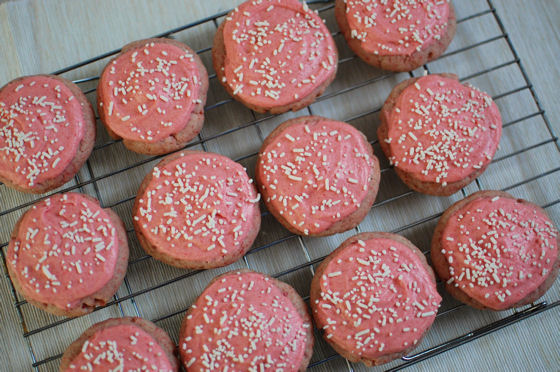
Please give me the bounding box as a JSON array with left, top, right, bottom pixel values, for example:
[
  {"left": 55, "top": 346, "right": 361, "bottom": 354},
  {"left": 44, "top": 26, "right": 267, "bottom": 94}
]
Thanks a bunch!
[
  {"left": 213, "top": 0, "right": 338, "bottom": 114},
  {"left": 378, "top": 74, "right": 502, "bottom": 195},
  {"left": 133, "top": 151, "right": 261, "bottom": 269},
  {"left": 335, "top": 0, "right": 456, "bottom": 72},
  {"left": 256, "top": 115, "right": 380, "bottom": 236},
  {"left": 6, "top": 192, "right": 129, "bottom": 317},
  {"left": 431, "top": 190, "right": 559, "bottom": 311},
  {"left": 179, "top": 269, "right": 313, "bottom": 371},
  {"left": 310, "top": 232, "right": 441, "bottom": 366},
  {"left": 97, "top": 38, "right": 208, "bottom": 155},
  {"left": 0, "top": 74, "right": 96, "bottom": 193},
  {"left": 60, "top": 317, "right": 179, "bottom": 371}
]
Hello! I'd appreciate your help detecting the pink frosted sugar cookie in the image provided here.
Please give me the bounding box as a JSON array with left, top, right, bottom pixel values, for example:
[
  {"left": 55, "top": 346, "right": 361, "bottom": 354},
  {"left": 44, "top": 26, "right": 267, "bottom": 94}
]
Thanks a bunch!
[
  {"left": 179, "top": 270, "right": 313, "bottom": 371},
  {"left": 97, "top": 38, "right": 208, "bottom": 155},
  {"left": 335, "top": 0, "right": 456, "bottom": 71},
  {"left": 7, "top": 192, "right": 128, "bottom": 317},
  {"left": 60, "top": 317, "right": 179, "bottom": 371},
  {"left": 432, "top": 190, "right": 559, "bottom": 310},
  {"left": 256, "top": 115, "right": 380, "bottom": 236},
  {"left": 378, "top": 74, "right": 502, "bottom": 195},
  {"left": 0, "top": 75, "right": 95, "bottom": 193},
  {"left": 311, "top": 232, "right": 441, "bottom": 366},
  {"left": 213, "top": 0, "right": 338, "bottom": 114},
  {"left": 133, "top": 151, "right": 261, "bottom": 269}
]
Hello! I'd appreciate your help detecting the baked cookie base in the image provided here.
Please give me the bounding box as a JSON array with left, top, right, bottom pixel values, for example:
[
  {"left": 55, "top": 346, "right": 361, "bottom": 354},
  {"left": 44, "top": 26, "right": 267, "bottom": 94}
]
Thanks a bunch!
[
  {"left": 59, "top": 317, "right": 179, "bottom": 371},
  {"left": 335, "top": 0, "right": 457, "bottom": 72},
  {"left": 310, "top": 232, "right": 439, "bottom": 366},
  {"left": 378, "top": 73, "right": 495, "bottom": 196},
  {"left": 431, "top": 190, "right": 560, "bottom": 310},
  {"left": 212, "top": 21, "right": 338, "bottom": 115},
  {"left": 179, "top": 269, "right": 314, "bottom": 371},
  {"left": 256, "top": 116, "right": 380, "bottom": 237},
  {"left": 7, "top": 194, "right": 129, "bottom": 317},
  {"left": 97, "top": 38, "right": 208, "bottom": 155},
  {"left": 132, "top": 151, "right": 261, "bottom": 269},
  {"left": 0, "top": 74, "right": 96, "bottom": 194}
]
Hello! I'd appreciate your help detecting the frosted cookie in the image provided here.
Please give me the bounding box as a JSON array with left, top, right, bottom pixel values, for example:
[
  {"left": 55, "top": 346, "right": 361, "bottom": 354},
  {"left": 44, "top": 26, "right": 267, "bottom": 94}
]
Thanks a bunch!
[
  {"left": 97, "top": 38, "right": 208, "bottom": 155},
  {"left": 6, "top": 192, "right": 128, "bottom": 317},
  {"left": 335, "top": 0, "right": 456, "bottom": 72},
  {"left": 0, "top": 75, "right": 95, "bottom": 193},
  {"left": 133, "top": 151, "right": 261, "bottom": 269},
  {"left": 60, "top": 317, "right": 179, "bottom": 371},
  {"left": 431, "top": 190, "right": 559, "bottom": 310},
  {"left": 256, "top": 116, "right": 379, "bottom": 236},
  {"left": 213, "top": 0, "right": 338, "bottom": 114},
  {"left": 179, "top": 270, "right": 313, "bottom": 371},
  {"left": 378, "top": 74, "right": 502, "bottom": 195},
  {"left": 310, "top": 232, "right": 441, "bottom": 366}
]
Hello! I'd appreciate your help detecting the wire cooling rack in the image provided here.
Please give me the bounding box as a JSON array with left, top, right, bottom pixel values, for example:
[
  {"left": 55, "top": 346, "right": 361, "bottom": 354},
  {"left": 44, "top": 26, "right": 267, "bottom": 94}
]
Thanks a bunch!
[{"left": 1, "top": 0, "right": 559, "bottom": 371}]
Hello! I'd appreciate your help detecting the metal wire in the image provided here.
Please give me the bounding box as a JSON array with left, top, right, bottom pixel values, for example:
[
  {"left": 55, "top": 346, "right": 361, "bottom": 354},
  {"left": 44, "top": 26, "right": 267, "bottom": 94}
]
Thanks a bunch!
[{"left": 1, "top": 0, "right": 559, "bottom": 370}]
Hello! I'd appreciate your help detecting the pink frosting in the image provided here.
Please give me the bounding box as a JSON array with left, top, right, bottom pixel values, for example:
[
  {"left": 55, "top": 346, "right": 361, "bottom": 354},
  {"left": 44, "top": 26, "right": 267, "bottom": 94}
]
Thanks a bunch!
[
  {"left": 313, "top": 236, "right": 441, "bottom": 359},
  {"left": 7, "top": 193, "right": 119, "bottom": 311},
  {"left": 134, "top": 152, "right": 260, "bottom": 264},
  {"left": 98, "top": 41, "right": 201, "bottom": 142},
  {"left": 65, "top": 324, "right": 174, "bottom": 371},
  {"left": 440, "top": 195, "right": 559, "bottom": 310},
  {"left": 385, "top": 75, "right": 502, "bottom": 185},
  {"left": 344, "top": 0, "right": 451, "bottom": 56},
  {"left": 0, "top": 75, "right": 85, "bottom": 189},
  {"left": 180, "top": 271, "right": 310, "bottom": 371},
  {"left": 257, "top": 117, "right": 376, "bottom": 235},
  {"left": 222, "top": 0, "right": 337, "bottom": 108}
]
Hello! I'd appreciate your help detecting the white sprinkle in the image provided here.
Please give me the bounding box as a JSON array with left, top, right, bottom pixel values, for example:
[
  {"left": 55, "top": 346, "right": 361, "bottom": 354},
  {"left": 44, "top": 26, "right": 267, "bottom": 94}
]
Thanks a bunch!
[
  {"left": 42, "top": 266, "right": 57, "bottom": 281},
  {"left": 355, "top": 329, "right": 370, "bottom": 338},
  {"left": 285, "top": 134, "right": 295, "bottom": 142},
  {"left": 186, "top": 357, "right": 196, "bottom": 367}
]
